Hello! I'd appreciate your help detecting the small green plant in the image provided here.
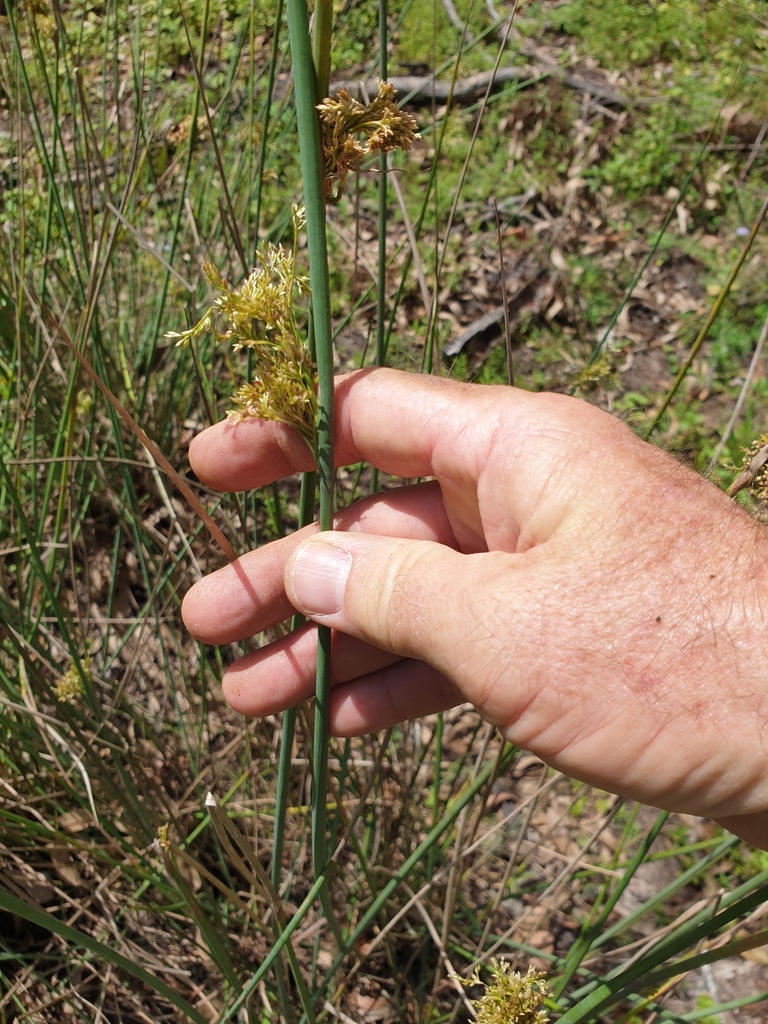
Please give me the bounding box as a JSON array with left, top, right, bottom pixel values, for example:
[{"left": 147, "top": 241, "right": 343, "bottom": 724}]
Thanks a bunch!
[{"left": 720, "top": 842, "right": 768, "bottom": 883}]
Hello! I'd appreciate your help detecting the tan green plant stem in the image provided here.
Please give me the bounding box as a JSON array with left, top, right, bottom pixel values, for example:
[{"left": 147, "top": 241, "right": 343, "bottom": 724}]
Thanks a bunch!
[
  {"left": 253, "top": 0, "right": 285, "bottom": 252},
  {"left": 371, "top": 0, "right": 389, "bottom": 497},
  {"left": 177, "top": 3, "right": 247, "bottom": 273},
  {"left": 285, "top": 0, "right": 338, "bottom": 949},
  {"left": 646, "top": 189, "right": 768, "bottom": 436}
]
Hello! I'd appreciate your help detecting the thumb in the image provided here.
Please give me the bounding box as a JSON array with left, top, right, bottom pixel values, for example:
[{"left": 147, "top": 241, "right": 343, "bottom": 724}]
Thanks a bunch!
[{"left": 285, "top": 532, "right": 529, "bottom": 722}]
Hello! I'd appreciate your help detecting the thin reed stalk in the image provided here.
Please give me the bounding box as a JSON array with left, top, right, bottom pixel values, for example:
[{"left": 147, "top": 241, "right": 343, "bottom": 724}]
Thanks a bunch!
[
  {"left": 376, "top": 0, "right": 389, "bottom": 370},
  {"left": 371, "top": 0, "right": 389, "bottom": 498},
  {"left": 271, "top": 470, "right": 317, "bottom": 891},
  {"left": 284, "top": 0, "right": 338, "bottom": 948}
]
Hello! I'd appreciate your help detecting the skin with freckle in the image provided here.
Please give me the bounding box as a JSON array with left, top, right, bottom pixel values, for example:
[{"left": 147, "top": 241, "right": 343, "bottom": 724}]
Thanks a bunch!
[{"left": 183, "top": 369, "right": 768, "bottom": 849}]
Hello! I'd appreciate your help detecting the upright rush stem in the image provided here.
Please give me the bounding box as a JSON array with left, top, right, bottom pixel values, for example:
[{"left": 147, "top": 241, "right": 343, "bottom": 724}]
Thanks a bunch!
[
  {"left": 311, "top": 0, "right": 333, "bottom": 102},
  {"left": 285, "top": 0, "right": 336, "bottom": 915}
]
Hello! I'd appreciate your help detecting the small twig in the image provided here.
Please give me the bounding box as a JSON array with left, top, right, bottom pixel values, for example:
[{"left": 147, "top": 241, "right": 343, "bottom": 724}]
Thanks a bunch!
[
  {"left": 405, "top": 883, "right": 476, "bottom": 1013},
  {"left": 647, "top": 188, "right": 768, "bottom": 436},
  {"left": 333, "top": 67, "right": 632, "bottom": 108},
  {"left": 472, "top": 761, "right": 549, "bottom": 961},
  {"left": 443, "top": 266, "right": 546, "bottom": 357},
  {"left": 142, "top": 447, "right": 204, "bottom": 581},
  {"left": 485, "top": 0, "right": 512, "bottom": 44}
]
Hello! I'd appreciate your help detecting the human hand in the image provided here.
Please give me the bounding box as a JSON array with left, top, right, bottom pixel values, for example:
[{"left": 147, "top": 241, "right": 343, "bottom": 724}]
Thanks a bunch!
[{"left": 183, "top": 369, "right": 768, "bottom": 847}]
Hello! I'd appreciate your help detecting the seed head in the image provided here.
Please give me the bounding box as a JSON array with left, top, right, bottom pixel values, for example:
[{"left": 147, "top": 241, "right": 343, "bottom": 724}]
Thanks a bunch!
[{"left": 317, "top": 81, "right": 420, "bottom": 200}]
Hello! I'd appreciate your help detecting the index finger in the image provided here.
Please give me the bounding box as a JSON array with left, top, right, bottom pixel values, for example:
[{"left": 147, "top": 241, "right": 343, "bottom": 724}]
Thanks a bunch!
[{"left": 189, "top": 367, "right": 490, "bottom": 491}]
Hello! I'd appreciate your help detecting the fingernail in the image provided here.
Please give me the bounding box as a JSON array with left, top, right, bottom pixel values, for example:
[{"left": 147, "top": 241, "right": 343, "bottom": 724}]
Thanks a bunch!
[{"left": 291, "top": 542, "right": 351, "bottom": 616}]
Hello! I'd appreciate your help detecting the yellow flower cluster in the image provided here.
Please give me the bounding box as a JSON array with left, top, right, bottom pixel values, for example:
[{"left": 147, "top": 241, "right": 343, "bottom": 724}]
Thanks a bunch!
[
  {"left": 465, "top": 962, "right": 550, "bottom": 1024},
  {"left": 166, "top": 207, "right": 318, "bottom": 452},
  {"left": 55, "top": 657, "right": 90, "bottom": 703}
]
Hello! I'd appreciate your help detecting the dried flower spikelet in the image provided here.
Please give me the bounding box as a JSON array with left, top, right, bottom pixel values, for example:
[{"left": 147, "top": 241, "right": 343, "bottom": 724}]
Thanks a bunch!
[
  {"left": 317, "top": 81, "right": 420, "bottom": 200},
  {"left": 55, "top": 657, "right": 90, "bottom": 703},
  {"left": 465, "top": 962, "right": 550, "bottom": 1024},
  {"left": 291, "top": 203, "right": 307, "bottom": 232},
  {"left": 165, "top": 208, "right": 317, "bottom": 451}
]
